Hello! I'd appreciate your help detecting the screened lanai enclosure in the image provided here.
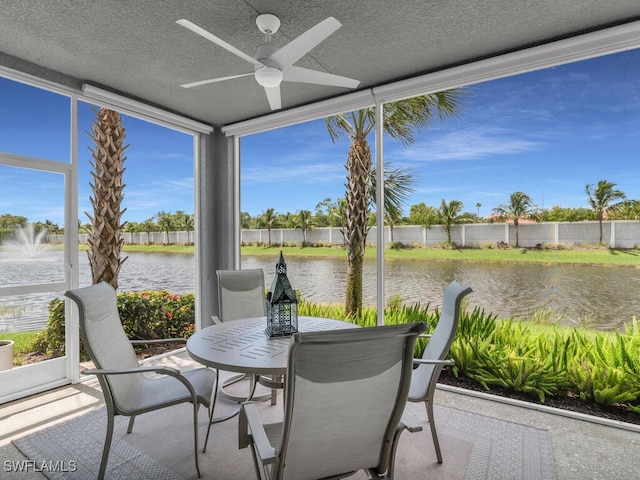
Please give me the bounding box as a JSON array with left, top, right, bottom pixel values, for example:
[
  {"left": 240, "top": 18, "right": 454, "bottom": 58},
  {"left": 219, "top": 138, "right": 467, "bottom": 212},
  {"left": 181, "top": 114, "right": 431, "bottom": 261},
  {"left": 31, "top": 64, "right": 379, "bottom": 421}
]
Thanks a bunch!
[{"left": 1, "top": 1, "right": 640, "bottom": 402}]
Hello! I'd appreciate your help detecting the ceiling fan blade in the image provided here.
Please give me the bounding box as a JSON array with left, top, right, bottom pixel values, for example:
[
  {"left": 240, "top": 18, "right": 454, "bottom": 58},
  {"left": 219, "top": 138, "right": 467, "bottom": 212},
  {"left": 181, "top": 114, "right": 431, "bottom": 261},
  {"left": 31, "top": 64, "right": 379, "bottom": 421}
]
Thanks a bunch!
[
  {"left": 181, "top": 72, "right": 254, "bottom": 89},
  {"left": 269, "top": 17, "right": 341, "bottom": 69},
  {"left": 284, "top": 66, "right": 360, "bottom": 88},
  {"left": 264, "top": 86, "right": 282, "bottom": 110},
  {"left": 177, "top": 19, "right": 263, "bottom": 67}
]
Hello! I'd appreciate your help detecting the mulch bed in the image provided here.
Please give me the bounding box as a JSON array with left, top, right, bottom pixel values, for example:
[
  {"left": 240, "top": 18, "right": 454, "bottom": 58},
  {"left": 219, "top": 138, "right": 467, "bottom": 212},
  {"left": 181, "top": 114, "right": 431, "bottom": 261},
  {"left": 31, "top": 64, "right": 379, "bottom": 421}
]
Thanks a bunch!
[{"left": 438, "top": 368, "right": 640, "bottom": 426}]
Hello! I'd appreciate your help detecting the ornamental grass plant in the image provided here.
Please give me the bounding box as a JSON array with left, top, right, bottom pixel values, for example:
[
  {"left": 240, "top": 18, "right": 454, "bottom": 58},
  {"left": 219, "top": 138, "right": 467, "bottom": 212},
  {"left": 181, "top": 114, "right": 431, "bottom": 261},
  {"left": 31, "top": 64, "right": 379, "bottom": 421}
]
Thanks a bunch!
[{"left": 298, "top": 298, "right": 640, "bottom": 415}]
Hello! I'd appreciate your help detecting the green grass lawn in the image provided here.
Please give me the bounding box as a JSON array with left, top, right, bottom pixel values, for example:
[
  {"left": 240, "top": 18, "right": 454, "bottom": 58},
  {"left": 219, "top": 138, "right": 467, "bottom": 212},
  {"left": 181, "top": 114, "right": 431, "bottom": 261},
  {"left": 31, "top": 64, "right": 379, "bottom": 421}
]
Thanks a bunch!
[
  {"left": 0, "top": 331, "right": 39, "bottom": 355},
  {"left": 59, "top": 242, "right": 640, "bottom": 266},
  {"left": 241, "top": 244, "right": 640, "bottom": 266}
]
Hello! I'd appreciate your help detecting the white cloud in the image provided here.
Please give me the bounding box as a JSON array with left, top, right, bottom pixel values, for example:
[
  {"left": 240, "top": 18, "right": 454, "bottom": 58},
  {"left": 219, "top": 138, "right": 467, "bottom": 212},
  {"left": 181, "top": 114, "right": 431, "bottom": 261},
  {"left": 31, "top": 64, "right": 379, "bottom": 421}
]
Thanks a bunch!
[
  {"left": 243, "top": 161, "right": 344, "bottom": 184},
  {"left": 391, "top": 126, "right": 543, "bottom": 163}
]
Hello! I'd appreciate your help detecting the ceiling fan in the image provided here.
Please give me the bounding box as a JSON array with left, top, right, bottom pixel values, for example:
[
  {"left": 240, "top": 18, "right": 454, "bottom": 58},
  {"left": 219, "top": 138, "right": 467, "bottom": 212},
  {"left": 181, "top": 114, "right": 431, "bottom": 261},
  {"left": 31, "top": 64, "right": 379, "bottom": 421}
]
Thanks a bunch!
[{"left": 176, "top": 14, "right": 361, "bottom": 111}]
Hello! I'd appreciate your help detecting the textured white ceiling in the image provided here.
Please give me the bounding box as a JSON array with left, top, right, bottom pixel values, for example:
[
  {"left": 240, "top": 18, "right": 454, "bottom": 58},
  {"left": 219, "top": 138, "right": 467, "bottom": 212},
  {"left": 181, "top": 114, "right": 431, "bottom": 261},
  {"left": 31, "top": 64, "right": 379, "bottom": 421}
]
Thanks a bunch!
[{"left": 1, "top": 0, "right": 639, "bottom": 127}]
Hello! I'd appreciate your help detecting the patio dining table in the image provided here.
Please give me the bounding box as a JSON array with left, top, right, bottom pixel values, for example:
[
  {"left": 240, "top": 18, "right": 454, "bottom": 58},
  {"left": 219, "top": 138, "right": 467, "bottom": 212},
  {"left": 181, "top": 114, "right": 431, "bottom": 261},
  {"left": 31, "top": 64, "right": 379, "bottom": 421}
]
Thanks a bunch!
[
  {"left": 187, "top": 316, "right": 358, "bottom": 376},
  {"left": 187, "top": 315, "right": 359, "bottom": 438}
]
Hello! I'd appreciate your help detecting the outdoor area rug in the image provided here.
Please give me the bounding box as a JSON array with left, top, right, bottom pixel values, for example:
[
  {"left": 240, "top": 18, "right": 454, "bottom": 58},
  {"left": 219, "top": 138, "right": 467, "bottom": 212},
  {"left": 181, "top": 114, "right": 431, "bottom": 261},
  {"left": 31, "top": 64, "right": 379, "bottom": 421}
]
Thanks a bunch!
[
  {"left": 421, "top": 404, "right": 556, "bottom": 480},
  {"left": 12, "top": 398, "right": 555, "bottom": 479},
  {"left": 12, "top": 408, "right": 181, "bottom": 480}
]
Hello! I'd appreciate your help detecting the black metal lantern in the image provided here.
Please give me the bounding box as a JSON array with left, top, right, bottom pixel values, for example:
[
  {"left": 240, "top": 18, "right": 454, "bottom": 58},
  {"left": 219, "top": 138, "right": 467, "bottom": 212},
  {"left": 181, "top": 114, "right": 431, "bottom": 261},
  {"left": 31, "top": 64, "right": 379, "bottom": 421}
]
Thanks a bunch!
[{"left": 266, "top": 251, "right": 298, "bottom": 337}]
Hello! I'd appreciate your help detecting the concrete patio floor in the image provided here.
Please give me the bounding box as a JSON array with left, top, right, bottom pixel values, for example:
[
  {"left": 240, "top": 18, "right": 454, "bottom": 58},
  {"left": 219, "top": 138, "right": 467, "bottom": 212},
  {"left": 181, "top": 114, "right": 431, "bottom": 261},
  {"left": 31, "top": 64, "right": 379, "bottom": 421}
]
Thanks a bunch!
[{"left": 1, "top": 349, "right": 638, "bottom": 479}]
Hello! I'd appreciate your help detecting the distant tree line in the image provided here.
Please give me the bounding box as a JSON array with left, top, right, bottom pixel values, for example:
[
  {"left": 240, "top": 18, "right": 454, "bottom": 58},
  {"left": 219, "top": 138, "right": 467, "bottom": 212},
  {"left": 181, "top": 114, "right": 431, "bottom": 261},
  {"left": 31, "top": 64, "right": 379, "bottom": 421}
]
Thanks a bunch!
[
  {"left": 1, "top": 180, "right": 634, "bottom": 247},
  {"left": 0, "top": 214, "right": 64, "bottom": 242},
  {"left": 0, "top": 210, "right": 194, "bottom": 242},
  {"left": 239, "top": 180, "right": 634, "bottom": 244}
]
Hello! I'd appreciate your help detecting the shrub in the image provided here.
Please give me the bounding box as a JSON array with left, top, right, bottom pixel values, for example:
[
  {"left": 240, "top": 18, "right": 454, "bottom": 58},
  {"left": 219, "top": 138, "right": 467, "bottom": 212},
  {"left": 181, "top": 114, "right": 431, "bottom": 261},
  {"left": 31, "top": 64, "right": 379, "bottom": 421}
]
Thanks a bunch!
[
  {"left": 299, "top": 299, "right": 640, "bottom": 414},
  {"left": 31, "top": 290, "right": 195, "bottom": 360}
]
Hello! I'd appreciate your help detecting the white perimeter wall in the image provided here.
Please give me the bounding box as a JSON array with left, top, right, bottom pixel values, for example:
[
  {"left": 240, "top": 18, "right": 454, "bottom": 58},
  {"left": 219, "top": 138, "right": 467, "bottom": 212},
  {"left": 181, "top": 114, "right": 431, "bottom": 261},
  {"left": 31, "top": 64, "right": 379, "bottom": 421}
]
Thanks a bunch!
[{"left": 50, "top": 220, "right": 640, "bottom": 249}]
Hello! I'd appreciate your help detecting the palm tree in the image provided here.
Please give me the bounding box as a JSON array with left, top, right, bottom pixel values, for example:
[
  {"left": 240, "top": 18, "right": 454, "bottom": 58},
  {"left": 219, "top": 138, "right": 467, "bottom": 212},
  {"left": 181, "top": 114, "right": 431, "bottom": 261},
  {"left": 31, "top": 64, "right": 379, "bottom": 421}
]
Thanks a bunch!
[
  {"left": 438, "top": 199, "right": 467, "bottom": 246},
  {"left": 142, "top": 217, "right": 155, "bottom": 244},
  {"left": 611, "top": 199, "right": 640, "bottom": 221},
  {"left": 123, "top": 221, "right": 136, "bottom": 244},
  {"left": 295, "top": 210, "right": 313, "bottom": 246},
  {"left": 332, "top": 198, "right": 347, "bottom": 229},
  {"left": 43, "top": 219, "right": 57, "bottom": 235},
  {"left": 258, "top": 208, "right": 278, "bottom": 245},
  {"left": 492, "top": 191, "right": 538, "bottom": 247},
  {"left": 327, "top": 91, "right": 466, "bottom": 317},
  {"left": 176, "top": 210, "right": 194, "bottom": 244},
  {"left": 585, "top": 180, "right": 626, "bottom": 243},
  {"left": 157, "top": 211, "right": 173, "bottom": 245},
  {"left": 86, "top": 107, "right": 129, "bottom": 288}
]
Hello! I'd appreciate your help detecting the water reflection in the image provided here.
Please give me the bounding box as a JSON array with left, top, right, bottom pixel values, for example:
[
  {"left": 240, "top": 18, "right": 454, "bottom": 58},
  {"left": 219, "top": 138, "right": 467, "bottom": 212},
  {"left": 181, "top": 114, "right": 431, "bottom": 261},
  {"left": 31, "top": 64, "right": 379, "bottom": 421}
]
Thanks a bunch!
[
  {"left": 245, "top": 255, "right": 640, "bottom": 331},
  {"left": 2, "top": 251, "right": 639, "bottom": 332}
]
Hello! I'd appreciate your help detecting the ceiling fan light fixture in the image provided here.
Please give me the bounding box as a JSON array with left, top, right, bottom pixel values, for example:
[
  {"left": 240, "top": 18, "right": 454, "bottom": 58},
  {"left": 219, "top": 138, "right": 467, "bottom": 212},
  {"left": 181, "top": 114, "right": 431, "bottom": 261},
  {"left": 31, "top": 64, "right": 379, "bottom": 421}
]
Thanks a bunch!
[{"left": 255, "top": 65, "right": 283, "bottom": 87}]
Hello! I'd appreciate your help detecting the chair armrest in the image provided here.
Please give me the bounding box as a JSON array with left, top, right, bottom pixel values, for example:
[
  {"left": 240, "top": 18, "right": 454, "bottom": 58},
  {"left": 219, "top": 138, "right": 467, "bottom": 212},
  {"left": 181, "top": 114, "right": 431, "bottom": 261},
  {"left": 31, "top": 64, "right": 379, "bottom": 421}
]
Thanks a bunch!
[
  {"left": 81, "top": 365, "right": 182, "bottom": 377},
  {"left": 413, "top": 358, "right": 454, "bottom": 366},
  {"left": 239, "top": 402, "right": 277, "bottom": 465},
  {"left": 82, "top": 365, "right": 200, "bottom": 404},
  {"left": 129, "top": 338, "right": 186, "bottom": 345},
  {"left": 418, "top": 333, "right": 432, "bottom": 339}
]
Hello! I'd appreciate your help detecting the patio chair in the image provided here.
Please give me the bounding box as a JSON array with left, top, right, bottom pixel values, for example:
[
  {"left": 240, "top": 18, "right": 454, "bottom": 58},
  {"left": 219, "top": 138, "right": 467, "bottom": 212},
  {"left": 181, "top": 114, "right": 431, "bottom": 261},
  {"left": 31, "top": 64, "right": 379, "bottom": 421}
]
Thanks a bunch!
[
  {"left": 239, "top": 322, "right": 426, "bottom": 480},
  {"left": 215, "top": 268, "right": 280, "bottom": 405},
  {"left": 65, "top": 282, "right": 215, "bottom": 479},
  {"left": 408, "top": 280, "right": 472, "bottom": 463}
]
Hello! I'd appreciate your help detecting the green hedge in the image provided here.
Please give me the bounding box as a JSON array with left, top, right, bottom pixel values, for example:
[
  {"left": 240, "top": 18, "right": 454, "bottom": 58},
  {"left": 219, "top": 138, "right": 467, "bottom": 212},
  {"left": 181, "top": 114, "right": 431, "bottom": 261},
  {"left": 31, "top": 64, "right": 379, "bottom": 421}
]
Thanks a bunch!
[{"left": 31, "top": 290, "right": 195, "bottom": 359}]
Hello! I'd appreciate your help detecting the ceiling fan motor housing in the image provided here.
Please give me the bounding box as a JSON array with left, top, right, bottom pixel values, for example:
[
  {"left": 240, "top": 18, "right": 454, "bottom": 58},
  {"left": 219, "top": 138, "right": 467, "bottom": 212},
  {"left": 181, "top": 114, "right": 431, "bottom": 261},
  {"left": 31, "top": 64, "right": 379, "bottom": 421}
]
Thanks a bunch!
[{"left": 254, "top": 42, "right": 282, "bottom": 87}]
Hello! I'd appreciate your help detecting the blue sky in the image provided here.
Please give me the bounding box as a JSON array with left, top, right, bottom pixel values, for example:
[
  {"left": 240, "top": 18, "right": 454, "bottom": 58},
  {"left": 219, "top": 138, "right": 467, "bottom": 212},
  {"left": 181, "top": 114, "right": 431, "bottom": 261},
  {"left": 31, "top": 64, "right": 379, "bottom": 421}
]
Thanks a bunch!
[
  {"left": 0, "top": 83, "right": 194, "bottom": 226},
  {"left": 242, "top": 48, "right": 640, "bottom": 217},
  {"left": 1, "top": 49, "right": 640, "bottom": 225}
]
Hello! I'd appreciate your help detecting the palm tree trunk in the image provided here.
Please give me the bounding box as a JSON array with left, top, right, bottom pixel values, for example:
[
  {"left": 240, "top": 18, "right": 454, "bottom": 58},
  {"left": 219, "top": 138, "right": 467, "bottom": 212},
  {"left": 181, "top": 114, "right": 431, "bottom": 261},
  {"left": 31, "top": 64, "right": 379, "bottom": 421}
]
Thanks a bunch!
[
  {"left": 598, "top": 215, "right": 603, "bottom": 243},
  {"left": 344, "top": 136, "right": 371, "bottom": 317},
  {"left": 345, "top": 253, "right": 363, "bottom": 316},
  {"left": 86, "top": 108, "right": 128, "bottom": 288}
]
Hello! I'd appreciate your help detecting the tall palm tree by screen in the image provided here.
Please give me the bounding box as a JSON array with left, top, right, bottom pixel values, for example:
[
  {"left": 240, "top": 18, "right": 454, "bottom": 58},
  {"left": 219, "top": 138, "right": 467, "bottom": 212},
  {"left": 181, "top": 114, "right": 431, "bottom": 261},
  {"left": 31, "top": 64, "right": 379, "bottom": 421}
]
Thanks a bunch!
[
  {"left": 327, "top": 91, "right": 466, "bottom": 317},
  {"left": 585, "top": 180, "right": 626, "bottom": 243},
  {"left": 86, "top": 107, "right": 128, "bottom": 288},
  {"left": 492, "top": 191, "right": 538, "bottom": 248}
]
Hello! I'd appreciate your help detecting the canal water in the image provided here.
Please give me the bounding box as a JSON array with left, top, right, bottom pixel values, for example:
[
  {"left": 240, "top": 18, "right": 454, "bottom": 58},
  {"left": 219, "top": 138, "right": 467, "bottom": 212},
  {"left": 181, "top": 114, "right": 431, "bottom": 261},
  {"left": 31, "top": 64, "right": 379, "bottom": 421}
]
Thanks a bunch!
[{"left": 2, "top": 250, "right": 639, "bottom": 331}]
